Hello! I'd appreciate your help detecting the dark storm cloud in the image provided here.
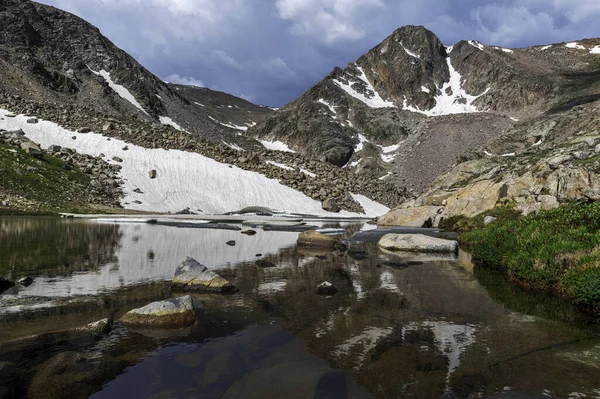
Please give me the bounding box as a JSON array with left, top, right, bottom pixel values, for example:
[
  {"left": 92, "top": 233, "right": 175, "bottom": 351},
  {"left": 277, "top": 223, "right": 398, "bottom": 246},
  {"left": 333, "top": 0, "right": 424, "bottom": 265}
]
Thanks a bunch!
[{"left": 38, "top": 0, "right": 600, "bottom": 106}]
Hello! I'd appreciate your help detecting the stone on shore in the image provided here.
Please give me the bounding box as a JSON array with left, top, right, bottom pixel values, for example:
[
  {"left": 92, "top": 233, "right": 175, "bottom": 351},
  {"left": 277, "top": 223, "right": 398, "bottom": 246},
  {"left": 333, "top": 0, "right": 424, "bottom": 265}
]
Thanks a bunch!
[
  {"left": 120, "top": 296, "right": 196, "bottom": 328},
  {"left": 377, "top": 206, "right": 443, "bottom": 228},
  {"left": 172, "top": 257, "right": 237, "bottom": 292},
  {"left": 378, "top": 234, "right": 458, "bottom": 253}
]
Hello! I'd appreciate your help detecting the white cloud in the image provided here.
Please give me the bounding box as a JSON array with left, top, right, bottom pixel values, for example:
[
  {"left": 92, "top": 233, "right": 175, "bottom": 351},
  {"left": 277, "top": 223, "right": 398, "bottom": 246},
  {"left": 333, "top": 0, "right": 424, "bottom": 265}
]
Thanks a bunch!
[
  {"left": 276, "top": 0, "right": 385, "bottom": 44},
  {"left": 163, "top": 74, "right": 204, "bottom": 87}
]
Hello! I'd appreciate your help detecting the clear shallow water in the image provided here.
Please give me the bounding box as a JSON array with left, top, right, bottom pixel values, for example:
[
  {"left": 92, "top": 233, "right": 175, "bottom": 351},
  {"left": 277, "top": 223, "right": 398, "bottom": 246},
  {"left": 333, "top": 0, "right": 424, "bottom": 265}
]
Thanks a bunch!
[{"left": 1, "top": 217, "right": 600, "bottom": 399}]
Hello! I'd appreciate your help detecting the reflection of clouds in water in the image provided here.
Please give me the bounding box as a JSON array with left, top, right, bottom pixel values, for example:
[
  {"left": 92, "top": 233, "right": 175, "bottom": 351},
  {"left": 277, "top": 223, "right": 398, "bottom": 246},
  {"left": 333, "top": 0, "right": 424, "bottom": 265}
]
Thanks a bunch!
[{"left": 19, "top": 223, "right": 299, "bottom": 297}]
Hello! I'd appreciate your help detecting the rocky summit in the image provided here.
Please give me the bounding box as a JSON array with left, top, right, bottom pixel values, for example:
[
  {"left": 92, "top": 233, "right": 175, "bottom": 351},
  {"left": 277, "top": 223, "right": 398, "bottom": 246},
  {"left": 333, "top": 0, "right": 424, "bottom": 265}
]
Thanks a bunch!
[{"left": 250, "top": 25, "right": 600, "bottom": 220}]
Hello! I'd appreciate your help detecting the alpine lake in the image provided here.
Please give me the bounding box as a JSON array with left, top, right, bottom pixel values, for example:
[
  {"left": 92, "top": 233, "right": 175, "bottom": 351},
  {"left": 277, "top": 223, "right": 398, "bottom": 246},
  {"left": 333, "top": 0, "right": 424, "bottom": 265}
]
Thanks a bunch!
[{"left": 0, "top": 215, "right": 599, "bottom": 399}]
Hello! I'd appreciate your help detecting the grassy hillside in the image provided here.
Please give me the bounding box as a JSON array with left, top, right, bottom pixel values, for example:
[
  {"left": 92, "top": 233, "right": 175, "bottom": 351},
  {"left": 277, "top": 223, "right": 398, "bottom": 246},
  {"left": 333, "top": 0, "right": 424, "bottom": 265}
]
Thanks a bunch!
[{"left": 0, "top": 143, "right": 107, "bottom": 214}]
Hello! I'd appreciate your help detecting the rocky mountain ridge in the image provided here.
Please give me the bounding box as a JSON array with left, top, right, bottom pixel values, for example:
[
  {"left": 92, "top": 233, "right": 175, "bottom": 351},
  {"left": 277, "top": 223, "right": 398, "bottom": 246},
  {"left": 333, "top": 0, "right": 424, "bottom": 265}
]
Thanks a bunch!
[
  {"left": 252, "top": 25, "right": 600, "bottom": 197},
  {"left": 0, "top": 0, "right": 270, "bottom": 148}
]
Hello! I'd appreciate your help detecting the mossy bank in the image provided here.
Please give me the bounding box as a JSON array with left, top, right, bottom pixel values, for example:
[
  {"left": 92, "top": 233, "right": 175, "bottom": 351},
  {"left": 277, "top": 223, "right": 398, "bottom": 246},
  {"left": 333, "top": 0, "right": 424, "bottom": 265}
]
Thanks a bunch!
[{"left": 459, "top": 202, "right": 600, "bottom": 314}]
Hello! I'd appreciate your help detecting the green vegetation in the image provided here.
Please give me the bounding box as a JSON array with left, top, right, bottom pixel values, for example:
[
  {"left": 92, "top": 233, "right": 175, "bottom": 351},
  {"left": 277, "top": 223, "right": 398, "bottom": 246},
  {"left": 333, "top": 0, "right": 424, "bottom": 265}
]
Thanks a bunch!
[
  {"left": 461, "top": 202, "right": 600, "bottom": 314},
  {"left": 0, "top": 143, "right": 104, "bottom": 214},
  {"left": 440, "top": 205, "right": 521, "bottom": 234}
]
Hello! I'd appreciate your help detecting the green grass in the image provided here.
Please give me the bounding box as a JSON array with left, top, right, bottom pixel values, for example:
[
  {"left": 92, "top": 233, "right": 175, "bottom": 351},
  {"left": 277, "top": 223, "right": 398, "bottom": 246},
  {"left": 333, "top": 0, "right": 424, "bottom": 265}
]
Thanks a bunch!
[
  {"left": 0, "top": 143, "right": 99, "bottom": 213},
  {"left": 461, "top": 202, "right": 600, "bottom": 313},
  {"left": 440, "top": 205, "right": 521, "bottom": 234}
]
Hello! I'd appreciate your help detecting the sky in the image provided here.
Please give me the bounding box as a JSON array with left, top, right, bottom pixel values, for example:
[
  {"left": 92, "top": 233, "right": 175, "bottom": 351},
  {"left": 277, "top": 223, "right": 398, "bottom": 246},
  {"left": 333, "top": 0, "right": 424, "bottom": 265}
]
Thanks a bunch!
[{"left": 38, "top": 0, "right": 600, "bottom": 107}]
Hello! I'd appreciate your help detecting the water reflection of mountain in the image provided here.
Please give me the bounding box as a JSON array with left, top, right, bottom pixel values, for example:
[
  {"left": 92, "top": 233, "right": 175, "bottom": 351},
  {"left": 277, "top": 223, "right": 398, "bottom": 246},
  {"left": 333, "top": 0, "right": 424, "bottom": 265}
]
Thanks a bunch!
[
  {"left": 2, "top": 218, "right": 600, "bottom": 398},
  {"left": 0, "top": 217, "right": 121, "bottom": 278},
  {"left": 15, "top": 222, "right": 300, "bottom": 297}
]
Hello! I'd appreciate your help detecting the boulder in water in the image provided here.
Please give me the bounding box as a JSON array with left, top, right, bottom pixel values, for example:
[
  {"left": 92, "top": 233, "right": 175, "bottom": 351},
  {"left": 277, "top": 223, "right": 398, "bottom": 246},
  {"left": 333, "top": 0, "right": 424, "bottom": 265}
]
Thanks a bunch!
[
  {"left": 120, "top": 296, "right": 196, "bottom": 328},
  {"left": 297, "top": 230, "right": 337, "bottom": 248},
  {"left": 172, "top": 257, "right": 237, "bottom": 293}
]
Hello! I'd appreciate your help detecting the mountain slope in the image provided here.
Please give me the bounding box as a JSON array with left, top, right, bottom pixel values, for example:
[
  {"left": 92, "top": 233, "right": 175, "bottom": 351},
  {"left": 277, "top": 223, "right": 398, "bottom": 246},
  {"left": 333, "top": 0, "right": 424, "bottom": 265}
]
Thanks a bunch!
[
  {"left": 0, "top": 0, "right": 270, "bottom": 147},
  {"left": 252, "top": 25, "right": 600, "bottom": 195}
]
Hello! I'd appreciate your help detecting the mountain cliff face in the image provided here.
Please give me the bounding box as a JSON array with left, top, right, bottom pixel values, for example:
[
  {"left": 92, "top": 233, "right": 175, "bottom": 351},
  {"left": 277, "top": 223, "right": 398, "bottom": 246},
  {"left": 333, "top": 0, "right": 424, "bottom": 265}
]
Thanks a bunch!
[
  {"left": 251, "top": 25, "right": 600, "bottom": 196},
  {"left": 0, "top": 0, "right": 270, "bottom": 147}
]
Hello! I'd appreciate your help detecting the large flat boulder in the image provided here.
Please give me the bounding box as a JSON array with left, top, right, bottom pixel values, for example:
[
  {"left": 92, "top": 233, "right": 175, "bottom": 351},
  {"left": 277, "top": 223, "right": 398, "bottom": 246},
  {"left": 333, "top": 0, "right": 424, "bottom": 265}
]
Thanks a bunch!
[
  {"left": 378, "top": 233, "right": 458, "bottom": 253},
  {"left": 172, "top": 257, "right": 237, "bottom": 292},
  {"left": 297, "top": 230, "right": 337, "bottom": 248},
  {"left": 120, "top": 296, "right": 196, "bottom": 328},
  {"left": 377, "top": 206, "right": 443, "bottom": 227}
]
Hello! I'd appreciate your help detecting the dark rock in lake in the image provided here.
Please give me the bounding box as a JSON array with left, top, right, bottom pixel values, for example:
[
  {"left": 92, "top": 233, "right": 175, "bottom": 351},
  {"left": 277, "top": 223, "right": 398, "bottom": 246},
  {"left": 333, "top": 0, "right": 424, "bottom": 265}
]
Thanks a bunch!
[
  {"left": 226, "top": 240, "right": 236, "bottom": 246},
  {"left": 263, "top": 225, "right": 319, "bottom": 232},
  {"left": 255, "top": 259, "right": 276, "bottom": 268},
  {"left": 334, "top": 241, "right": 348, "bottom": 252},
  {"left": 380, "top": 260, "right": 409, "bottom": 268},
  {"left": 18, "top": 276, "right": 34, "bottom": 286},
  {"left": 316, "top": 281, "right": 338, "bottom": 295},
  {"left": 347, "top": 249, "right": 368, "bottom": 261},
  {"left": 241, "top": 229, "right": 257, "bottom": 235},
  {"left": 149, "top": 169, "right": 157, "bottom": 179}
]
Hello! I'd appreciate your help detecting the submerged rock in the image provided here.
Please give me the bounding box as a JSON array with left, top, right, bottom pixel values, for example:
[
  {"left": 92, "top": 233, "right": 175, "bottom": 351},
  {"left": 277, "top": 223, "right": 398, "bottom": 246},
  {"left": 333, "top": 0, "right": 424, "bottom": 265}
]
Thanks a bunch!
[
  {"left": 241, "top": 229, "right": 257, "bottom": 235},
  {"left": 255, "top": 259, "right": 276, "bottom": 268},
  {"left": 18, "top": 276, "right": 33, "bottom": 286},
  {"left": 378, "top": 233, "right": 458, "bottom": 253},
  {"left": 316, "top": 281, "right": 338, "bottom": 295},
  {"left": 297, "top": 230, "right": 338, "bottom": 248},
  {"left": 76, "top": 318, "right": 112, "bottom": 334},
  {"left": 226, "top": 240, "right": 236, "bottom": 246},
  {"left": 172, "top": 257, "right": 237, "bottom": 292},
  {"left": 120, "top": 296, "right": 196, "bottom": 328}
]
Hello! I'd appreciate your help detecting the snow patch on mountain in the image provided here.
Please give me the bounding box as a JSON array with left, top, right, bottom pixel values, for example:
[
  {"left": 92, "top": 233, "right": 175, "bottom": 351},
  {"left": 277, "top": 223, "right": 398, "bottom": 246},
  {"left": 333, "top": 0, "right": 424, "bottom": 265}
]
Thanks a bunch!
[
  {"left": 159, "top": 116, "right": 185, "bottom": 132},
  {"left": 403, "top": 57, "right": 490, "bottom": 116},
  {"left": 468, "top": 41, "right": 485, "bottom": 51},
  {"left": 539, "top": 45, "right": 552, "bottom": 51},
  {"left": 0, "top": 110, "right": 388, "bottom": 217},
  {"left": 565, "top": 42, "right": 585, "bottom": 50},
  {"left": 222, "top": 142, "right": 243, "bottom": 151},
  {"left": 317, "top": 98, "right": 337, "bottom": 116},
  {"left": 400, "top": 43, "right": 421, "bottom": 59},
  {"left": 88, "top": 68, "right": 148, "bottom": 115},
  {"left": 590, "top": 46, "right": 600, "bottom": 54},
  {"left": 266, "top": 160, "right": 295, "bottom": 171},
  {"left": 333, "top": 65, "right": 395, "bottom": 109},
  {"left": 208, "top": 116, "right": 248, "bottom": 131},
  {"left": 259, "top": 139, "right": 295, "bottom": 153}
]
